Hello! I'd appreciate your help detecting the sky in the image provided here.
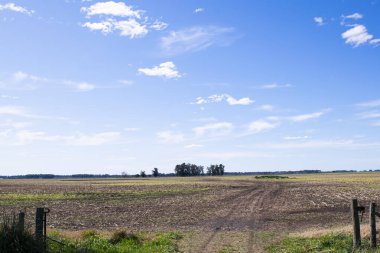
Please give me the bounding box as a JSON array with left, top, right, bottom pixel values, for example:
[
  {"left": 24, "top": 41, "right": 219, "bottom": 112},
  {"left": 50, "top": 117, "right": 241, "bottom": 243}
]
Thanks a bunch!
[{"left": 0, "top": 0, "right": 380, "bottom": 175}]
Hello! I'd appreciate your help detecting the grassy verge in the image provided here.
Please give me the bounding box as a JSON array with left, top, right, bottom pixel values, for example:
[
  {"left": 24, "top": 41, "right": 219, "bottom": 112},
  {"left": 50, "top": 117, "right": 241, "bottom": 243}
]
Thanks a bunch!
[
  {"left": 48, "top": 230, "right": 181, "bottom": 253},
  {"left": 267, "top": 232, "right": 380, "bottom": 253}
]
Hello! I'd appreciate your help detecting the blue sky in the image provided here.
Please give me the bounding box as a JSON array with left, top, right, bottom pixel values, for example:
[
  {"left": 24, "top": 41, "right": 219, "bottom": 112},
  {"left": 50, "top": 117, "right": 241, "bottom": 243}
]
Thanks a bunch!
[{"left": 1, "top": 0, "right": 380, "bottom": 175}]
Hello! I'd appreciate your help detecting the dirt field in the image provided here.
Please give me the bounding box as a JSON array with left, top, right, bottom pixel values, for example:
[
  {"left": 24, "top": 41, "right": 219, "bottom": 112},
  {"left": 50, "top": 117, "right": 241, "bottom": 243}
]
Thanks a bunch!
[{"left": 1, "top": 173, "right": 380, "bottom": 252}]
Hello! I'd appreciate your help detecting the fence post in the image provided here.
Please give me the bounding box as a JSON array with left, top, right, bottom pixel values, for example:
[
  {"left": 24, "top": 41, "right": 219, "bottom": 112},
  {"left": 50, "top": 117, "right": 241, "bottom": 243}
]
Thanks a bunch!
[
  {"left": 18, "top": 211, "right": 25, "bottom": 232},
  {"left": 370, "top": 202, "right": 377, "bottom": 248},
  {"left": 351, "top": 199, "right": 361, "bottom": 248},
  {"left": 35, "top": 208, "right": 44, "bottom": 243}
]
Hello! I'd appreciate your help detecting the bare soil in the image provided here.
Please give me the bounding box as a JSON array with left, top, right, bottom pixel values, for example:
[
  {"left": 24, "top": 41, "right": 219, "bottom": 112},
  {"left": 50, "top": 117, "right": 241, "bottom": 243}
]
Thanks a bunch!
[{"left": 1, "top": 175, "right": 379, "bottom": 252}]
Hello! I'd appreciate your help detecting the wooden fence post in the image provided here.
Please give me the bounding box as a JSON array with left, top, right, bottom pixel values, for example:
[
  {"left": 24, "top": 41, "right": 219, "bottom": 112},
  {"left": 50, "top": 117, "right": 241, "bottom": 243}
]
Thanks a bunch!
[
  {"left": 351, "top": 199, "right": 361, "bottom": 248},
  {"left": 35, "top": 208, "right": 44, "bottom": 243},
  {"left": 370, "top": 202, "right": 377, "bottom": 248},
  {"left": 17, "top": 211, "right": 25, "bottom": 232}
]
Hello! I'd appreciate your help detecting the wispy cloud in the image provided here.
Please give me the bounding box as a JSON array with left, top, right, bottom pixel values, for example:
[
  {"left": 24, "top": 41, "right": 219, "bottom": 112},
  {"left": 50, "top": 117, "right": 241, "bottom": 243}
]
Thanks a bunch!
[
  {"left": 138, "top": 62, "right": 181, "bottom": 79},
  {"left": 0, "top": 3, "right": 34, "bottom": 15},
  {"left": 257, "top": 83, "right": 292, "bottom": 89},
  {"left": 161, "top": 26, "right": 235, "bottom": 55},
  {"left": 193, "top": 122, "right": 233, "bottom": 137},
  {"left": 67, "top": 132, "right": 120, "bottom": 146},
  {"left": 194, "top": 8, "right": 204, "bottom": 13},
  {"left": 288, "top": 110, "right": 330, "bottom": 122},
  {"left": 157, "top": 131, "right": 184, "bottom": 143},
  {"left": 193, "top": 94, "right": 254, "bottom": 106},
  {"left": 248, "top": 120, "right": 277, "bottom": 134},
  {"left": 356, "top": 99, "right": 380, "bottom": 108},
  {"left": 63, "top": 80, "right": 95, "bottom": 92},
  {"left": 314, "top": 17, "right": 325, "bottom": 26},
  {"left": 184, "top": 143, "right": 203, "bottom": 148},
  {"left": 342, "top": 12, "right": 363, "bottom": 21}
]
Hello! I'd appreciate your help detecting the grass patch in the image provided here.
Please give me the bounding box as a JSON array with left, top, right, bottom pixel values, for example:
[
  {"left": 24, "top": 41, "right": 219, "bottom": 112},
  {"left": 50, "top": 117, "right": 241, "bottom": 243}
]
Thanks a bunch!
[
  {"left": 255, "top": 175, "right": 289, "bottom": 180},
  {"left": 266, "top": 232, "right": 380, "bottom": 253},
  {"left": 48, "top": 230, "right": 181, "bottom": 253}
]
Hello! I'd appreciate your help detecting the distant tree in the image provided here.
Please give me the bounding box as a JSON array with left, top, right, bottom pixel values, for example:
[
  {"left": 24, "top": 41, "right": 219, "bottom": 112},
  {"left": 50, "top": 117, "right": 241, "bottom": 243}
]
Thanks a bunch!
[
  {"left": 121, "top": 171, "right": 128, "bottom": 178},
  {"left": 175, "top": 163, "right": 204, "bottom": 176},
  {"left": 207, "top": 164, "right": 225, "bottom": 176},
  {"left": 152, "top": 168, "right": 159, "bottom": 177},
  {"left": 140, "top": 170, "right": 147, "bottom": 178}
]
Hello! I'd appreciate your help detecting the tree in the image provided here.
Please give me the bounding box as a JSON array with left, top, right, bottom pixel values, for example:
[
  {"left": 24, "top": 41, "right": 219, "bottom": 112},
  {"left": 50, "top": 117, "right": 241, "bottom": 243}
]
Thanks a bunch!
[
  {"left": 207, "top": 164, "right": 225, "bottom": 176},
  {"left": 121, "top": 171, "right": 128, "bottom": 178},
  {"left": 152, "top": 168, "right": 159, "bottom": 177},
  {"left": 175, "top": 163, "right": 204, "bottom": 176},
  {"left": 140, "top": 170, "right": 146, "bottom": 177}
]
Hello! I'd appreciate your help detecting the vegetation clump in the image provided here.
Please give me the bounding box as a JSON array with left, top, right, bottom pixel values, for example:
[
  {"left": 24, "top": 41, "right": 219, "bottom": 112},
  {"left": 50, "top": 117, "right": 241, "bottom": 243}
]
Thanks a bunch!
[{"left": 255, "top": 175, "right": 289, "bottom": 179}]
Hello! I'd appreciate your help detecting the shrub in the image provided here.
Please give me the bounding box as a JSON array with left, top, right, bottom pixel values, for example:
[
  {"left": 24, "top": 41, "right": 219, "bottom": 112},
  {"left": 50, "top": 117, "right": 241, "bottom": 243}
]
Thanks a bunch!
[
  {"left": 0, "top": 215, "right": 42, "bottom": 253},
  {"left": 109, "top": 230, "right": 140, "bottom": 245}
]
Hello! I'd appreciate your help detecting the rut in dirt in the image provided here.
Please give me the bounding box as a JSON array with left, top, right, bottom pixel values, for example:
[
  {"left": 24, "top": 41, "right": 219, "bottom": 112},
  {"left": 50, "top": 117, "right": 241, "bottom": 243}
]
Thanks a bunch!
[{"left": 196, "top": 182, "right": 282, "bottom": 253}]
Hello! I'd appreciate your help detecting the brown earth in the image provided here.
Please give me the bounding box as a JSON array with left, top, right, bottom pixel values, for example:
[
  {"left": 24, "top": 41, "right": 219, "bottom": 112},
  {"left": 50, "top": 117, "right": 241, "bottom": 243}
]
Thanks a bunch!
[{"left": 1, "top": 175, "right": 379, "bottom": 252}]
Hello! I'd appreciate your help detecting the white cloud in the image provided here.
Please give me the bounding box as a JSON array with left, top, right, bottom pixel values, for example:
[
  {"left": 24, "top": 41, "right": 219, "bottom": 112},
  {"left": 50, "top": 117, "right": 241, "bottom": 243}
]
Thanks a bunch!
[
  {"left": 68, "top": 132, "right": 120, "bottom": 146},
  {"left": 63, "top": 80, "right": 95, "bottom": 92},
  {"left": 258, "top": 83, "right": 292, "bottom": 89},
  {"left": 80, "top": 1, "right": 166, "bottom": 39},
  {"left": 314, "top": 17, "right": 325, "bottom": 26},
  {"left": 283, "top": 136, "right": 309, "bottom": 140},
  {"left": 16, "top": 130, "right": 67, "bottom": 143},
  {"left": 289, "top": 110, "right": 328, "bottom": 122},
  {"left": 0, "top": 3, "right": 34, "bottom": 15},
  {"left": 370, "top": 39, "right": 380, "bottom": 46},
  {"left": 1, "top": 94, "right": 18, "bottom": 100},
  {"left": 82, "top": 19, "right": 148, "bottom": 38},
  {"left": 356, "top": 99, "right": 380, "bottom": 108},
  {"left": 358, "top": 111, "right": 380, "bottom": 119},
  {"left": 161, "top": 26, "right": 235, "bottom": 55},
  {"left": 344, "top": 13, "right": 363, "bottom": 20},
  {"left": 0, "top": 106, "right": 28, "bottom": 116},
  {"left": 81, "top": 1, "right": 141, "bottom": 18},
  {"left": 138, "top": 62, "right": 181, "bottom": 79},
  {"left": 157, "top": 131, "right": 184, "bottom": 143},
  {"left": 184, "top": 144, "right": 203, "bottom": 148},
  {"left": 82, "top": 20, "right": 113, "bottom": 34},
  {"left": 193, "top": 122, "right": 233, "bottom": 137},
  {"left": 124, "top": 127, "right": 140, "bottom": 132},
  {"left": 341, "top": 25, "right": 374, "bottom": 47},
  {"left": 150, "top": 20, "right": 168, "bottom": 31},
  {"left": 225, "top": 96, "right": 253, "bottom": 105},
  {"left": 248, "top": 120, "right": 277, "bottom": 134},
  {"left": 118, "top": 80, "right": 134, "bottom": 86},
  {"left": 114, "top": 19, "right": 148, "bottom": 38},
  {"left": 194, "top": 8, "right": 204, "bottom": 13},
  {"left": 256, "top": 104, "right": 274, "bottom": 111},
  {"left": 193, "top": 94, "right": 254, "bottom": 106}
]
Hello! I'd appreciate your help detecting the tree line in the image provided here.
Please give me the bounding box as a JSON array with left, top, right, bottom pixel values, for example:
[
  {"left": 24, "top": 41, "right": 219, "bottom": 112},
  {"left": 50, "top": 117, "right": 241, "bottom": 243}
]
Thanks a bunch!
[{"left": 174, "top": 163, "right": 225, "bottom": 177}]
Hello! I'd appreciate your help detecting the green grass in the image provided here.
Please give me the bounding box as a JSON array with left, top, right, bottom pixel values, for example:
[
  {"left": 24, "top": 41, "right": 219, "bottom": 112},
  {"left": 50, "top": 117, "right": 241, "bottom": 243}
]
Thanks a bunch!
[
  {"left": 266, "top": 233, "right": 380, "bottom": 253},
  {"left": 48, "top": 231, "right": 181, "bottom": 253}
]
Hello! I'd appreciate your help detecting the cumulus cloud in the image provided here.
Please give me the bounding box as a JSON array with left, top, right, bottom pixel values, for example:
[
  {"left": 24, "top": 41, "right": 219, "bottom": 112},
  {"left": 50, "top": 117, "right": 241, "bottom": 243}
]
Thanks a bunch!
[
  {"left": 81, "top": 1, "right": 167, "bottom": 38},
  {"left": 138, "top": 62, "right": 181, "bottom": 79},
  {"left": 161, "top": 26, "right": 235, "bottom": 55},
  {"left": 314, "top": 17, "right": 325, "bottom": 26},
  {"left": 157, "top": 131, "right": 184, "bottom": 143},
  {"left": 0, "top": 3, "right": 34, "bottom": 15},
  {"left": 193, "top": 94, "right": 254, "bottom": 106},
  {"left": 193, "top": 122, "right": 233, "bottom": 137},
  {"left": 81, "top": 1, "right": 141, "bottom": 18},
  {"left": 342, "top": 25, "right": 374, "bottom": 47},
  {"left": 248, "top": 120, "right": 277, "bottom": 134}
]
